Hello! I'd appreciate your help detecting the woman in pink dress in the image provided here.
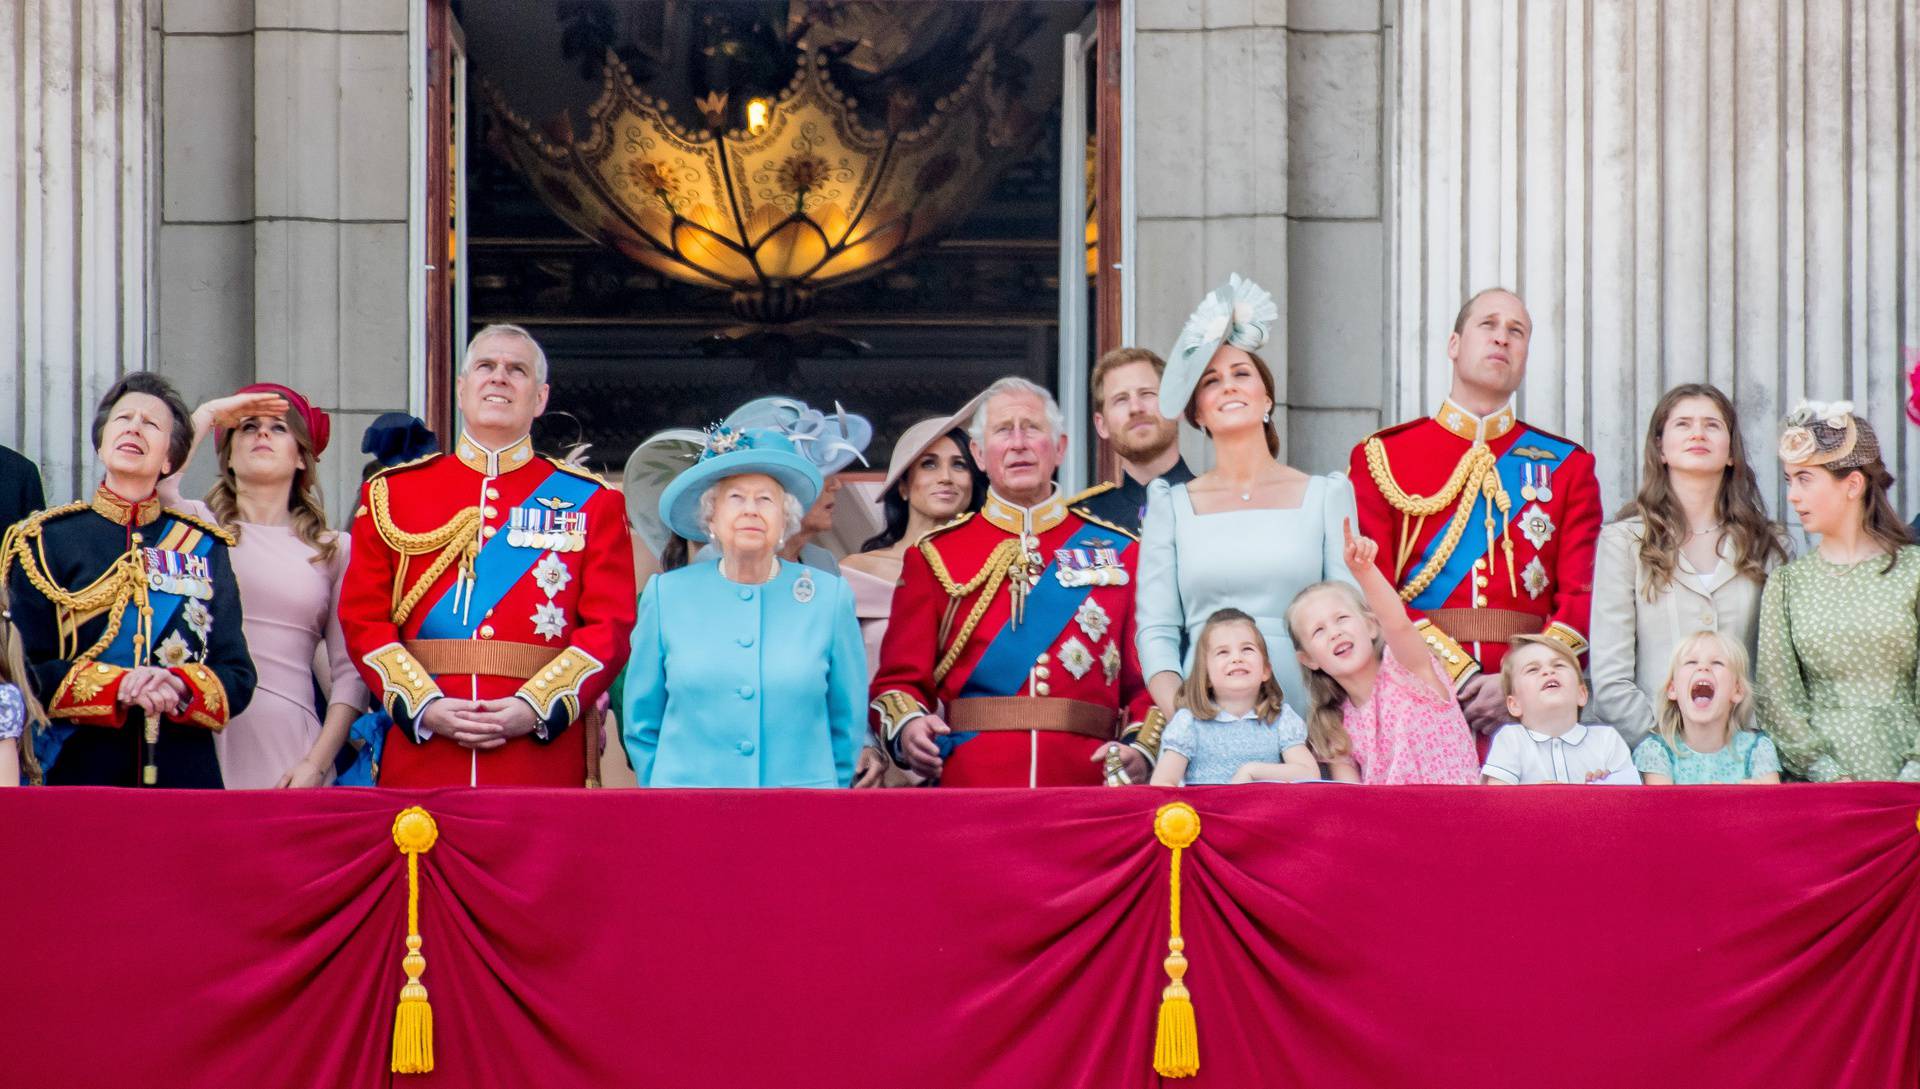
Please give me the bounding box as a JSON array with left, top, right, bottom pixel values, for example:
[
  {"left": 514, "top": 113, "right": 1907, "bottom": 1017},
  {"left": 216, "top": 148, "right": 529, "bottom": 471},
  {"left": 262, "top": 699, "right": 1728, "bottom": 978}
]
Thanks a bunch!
[{"left": 163, "top": 384, "right": 367, "bottom": 788}]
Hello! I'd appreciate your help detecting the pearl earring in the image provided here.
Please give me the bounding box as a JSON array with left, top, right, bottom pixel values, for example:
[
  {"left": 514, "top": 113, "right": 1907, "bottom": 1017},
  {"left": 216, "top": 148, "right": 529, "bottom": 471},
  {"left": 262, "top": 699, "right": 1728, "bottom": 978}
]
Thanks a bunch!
[{"left": 1263, "top": 409, "right": 1272, "bottom": 424}]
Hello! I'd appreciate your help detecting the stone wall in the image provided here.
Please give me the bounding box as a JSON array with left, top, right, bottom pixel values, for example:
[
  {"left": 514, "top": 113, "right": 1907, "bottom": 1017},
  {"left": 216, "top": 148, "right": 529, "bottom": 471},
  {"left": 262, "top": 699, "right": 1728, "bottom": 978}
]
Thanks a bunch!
[
  {"left": 0, "top": 0, "right": 153, "bottom": 501},
  {"left": 1393, "top": 0, "right": 1920, "bottom": 518},
  {"left": 157, "top": 0, "right": 413, "bottom": 517},
  {"left": 1132, "top": 0, "right": 1392, "bottom": 474}
]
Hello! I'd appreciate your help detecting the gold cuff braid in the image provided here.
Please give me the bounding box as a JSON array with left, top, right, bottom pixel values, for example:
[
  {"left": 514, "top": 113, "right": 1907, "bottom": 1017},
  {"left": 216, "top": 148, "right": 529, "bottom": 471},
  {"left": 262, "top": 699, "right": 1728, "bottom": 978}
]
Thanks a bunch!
[
  {"left": 870, "top": 690, "right": 927, "bottom": 740},
  {"left": 1412, "top": 619, "right": 1480, "bottom": 684}
]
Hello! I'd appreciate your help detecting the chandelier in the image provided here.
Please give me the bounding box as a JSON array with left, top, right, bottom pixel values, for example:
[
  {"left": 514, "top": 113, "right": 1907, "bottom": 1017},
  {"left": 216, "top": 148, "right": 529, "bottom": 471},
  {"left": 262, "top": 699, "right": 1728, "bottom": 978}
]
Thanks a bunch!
[{"left": 485, "top": 45, "right": 1042, "bottom": 330}]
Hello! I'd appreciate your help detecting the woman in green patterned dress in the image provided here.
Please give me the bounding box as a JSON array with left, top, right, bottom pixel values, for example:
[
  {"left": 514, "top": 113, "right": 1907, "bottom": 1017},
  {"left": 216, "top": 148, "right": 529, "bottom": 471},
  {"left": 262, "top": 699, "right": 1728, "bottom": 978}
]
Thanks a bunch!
[{"left": 1756, "top": 402, "right": 1920, "bottom": 781}]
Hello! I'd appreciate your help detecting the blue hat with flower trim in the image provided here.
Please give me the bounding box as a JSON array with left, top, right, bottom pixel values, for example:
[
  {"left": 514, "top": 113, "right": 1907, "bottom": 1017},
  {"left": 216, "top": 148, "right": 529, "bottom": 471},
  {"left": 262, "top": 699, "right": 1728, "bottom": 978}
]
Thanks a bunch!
[
  {"left": 659, "top": 426, "right": 825, "bottom": 544},
  {"left": 1159, "top": 273, "right": 1279, "bottom": 418}
]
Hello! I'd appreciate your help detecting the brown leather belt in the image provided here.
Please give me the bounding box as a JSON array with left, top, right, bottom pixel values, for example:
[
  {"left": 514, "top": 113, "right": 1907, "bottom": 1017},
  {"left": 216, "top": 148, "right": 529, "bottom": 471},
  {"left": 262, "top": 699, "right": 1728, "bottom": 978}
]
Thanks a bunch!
[
  {"left": 945, "top": 697, "right": 1117, "bottom": 740},
  {"left": 1424, "top": 608, "right": 1545, "bottom": 645},
  {"left": 406, "top": 639, "right": 560, "bottom": 681}
]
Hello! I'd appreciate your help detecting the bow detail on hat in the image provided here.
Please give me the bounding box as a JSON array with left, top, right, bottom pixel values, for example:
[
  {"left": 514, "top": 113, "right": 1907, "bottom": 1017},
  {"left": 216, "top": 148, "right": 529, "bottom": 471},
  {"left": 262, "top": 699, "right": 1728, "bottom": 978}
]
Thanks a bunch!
[
  {"left": 722, "top": 396, "right": 872, "bottom": 474},
  {"left": 1177, "top": 273, "right": 1276, "bottom": 360}
]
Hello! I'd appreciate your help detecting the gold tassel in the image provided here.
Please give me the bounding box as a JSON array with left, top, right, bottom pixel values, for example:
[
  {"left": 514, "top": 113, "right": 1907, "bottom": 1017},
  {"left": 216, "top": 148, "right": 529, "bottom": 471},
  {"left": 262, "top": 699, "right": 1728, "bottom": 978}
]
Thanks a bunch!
[
  {"left": 1153, "top": 802, "right": 1202, "bottom": 1078},
  {"left": 390, "top": 806, "right": 440, "bottom": 1074}
]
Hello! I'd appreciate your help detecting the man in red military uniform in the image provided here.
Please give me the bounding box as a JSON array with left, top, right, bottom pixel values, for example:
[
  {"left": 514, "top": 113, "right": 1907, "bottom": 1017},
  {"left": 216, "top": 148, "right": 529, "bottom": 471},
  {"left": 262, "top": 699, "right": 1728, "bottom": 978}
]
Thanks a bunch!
[
  {"left": 871, "top": 377, "right": 1157, "bottom": 787},
  {"left": 1347, "top": 288, "right": 1601, "bottom": 737},
  {"left": 340, "top": 324, "right": 636, "bottom": 786}
]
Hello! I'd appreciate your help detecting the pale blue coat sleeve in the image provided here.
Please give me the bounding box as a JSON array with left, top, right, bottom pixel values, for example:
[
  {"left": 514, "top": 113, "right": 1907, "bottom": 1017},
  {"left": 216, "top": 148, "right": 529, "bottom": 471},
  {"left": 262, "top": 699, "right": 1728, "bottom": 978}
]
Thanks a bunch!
[
  {"left": 621, "top": 578, "right": 667, "bottom": 786},
  {"left": 1136, "top": 478, "right": 1187, "bottom": 680},
  {"left": 1322, "top": 474, "right": 1363, "bottom": 590},
  {"left": 824, "top": 576, "right": 866, "bottom": 787}
]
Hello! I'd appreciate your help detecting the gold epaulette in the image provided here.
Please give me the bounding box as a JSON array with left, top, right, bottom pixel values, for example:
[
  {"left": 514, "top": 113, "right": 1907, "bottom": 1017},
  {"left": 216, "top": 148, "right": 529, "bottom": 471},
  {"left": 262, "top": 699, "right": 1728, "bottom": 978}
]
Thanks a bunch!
[
  {"left": 365, "top": 451, "right": 442, "bottom": 483},
  {"left": 921, "top": 510, "right": 973, "bottom": 541},
  {"left": 1068, "top": 503, "right": 1138, "bottom": 543},
  {"left": 1067, "top": 479, "right": 1117, "bottom": 503},
  {"left": 163, "top": 508, "right": 237, "bottom": 547},
  {"left": 0, "top": 502, "right": 86, "bottom": 571},
  {"left": 544, "top": 457, "right": 610, "bottom": 487}
]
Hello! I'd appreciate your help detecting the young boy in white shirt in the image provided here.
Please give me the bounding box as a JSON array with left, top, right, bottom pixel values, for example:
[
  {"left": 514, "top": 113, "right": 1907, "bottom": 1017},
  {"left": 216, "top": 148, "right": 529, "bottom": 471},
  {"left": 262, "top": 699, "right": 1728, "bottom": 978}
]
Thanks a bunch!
[{"left": 1481, "top": 634, "right": 1640, "bottom": 785}]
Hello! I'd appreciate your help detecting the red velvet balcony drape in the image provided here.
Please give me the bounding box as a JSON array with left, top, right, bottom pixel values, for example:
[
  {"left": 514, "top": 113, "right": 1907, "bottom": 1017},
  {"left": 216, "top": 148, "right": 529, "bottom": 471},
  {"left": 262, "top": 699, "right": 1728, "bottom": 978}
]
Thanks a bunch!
[{"left": 5, "top": 784, "right": 1917, "bottom": 1088}]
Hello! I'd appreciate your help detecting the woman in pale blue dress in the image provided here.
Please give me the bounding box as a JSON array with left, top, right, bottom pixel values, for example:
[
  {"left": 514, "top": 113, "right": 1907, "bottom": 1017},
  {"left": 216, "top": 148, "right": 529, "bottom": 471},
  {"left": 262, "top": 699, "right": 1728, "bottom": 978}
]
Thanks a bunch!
[{"left": 1137, "top": 275, "right": 1360, "bottom": 719}]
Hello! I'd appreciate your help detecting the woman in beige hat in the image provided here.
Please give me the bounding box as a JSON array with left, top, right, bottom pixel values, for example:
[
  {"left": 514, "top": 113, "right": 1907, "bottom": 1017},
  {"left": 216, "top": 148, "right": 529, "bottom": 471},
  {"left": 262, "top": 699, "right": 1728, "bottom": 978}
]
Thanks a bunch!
[{"left": 841, "top": 416, "right": 985, "bottom": 785}]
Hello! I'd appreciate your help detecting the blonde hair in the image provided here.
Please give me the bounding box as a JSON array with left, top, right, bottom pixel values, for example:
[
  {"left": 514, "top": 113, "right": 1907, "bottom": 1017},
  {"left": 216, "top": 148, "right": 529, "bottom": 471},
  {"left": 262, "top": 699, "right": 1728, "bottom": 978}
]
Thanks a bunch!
[
  {"left": 1282, "top": 582, "right": 1370, "bottom": 761},
  {"left": 1498, "top": 633, "right": 1583, "bottom": 697},
  {"left": 1653, "top": 630, "right": 1754, "bottom": 747},
  {"left": 1179, "top": 609, "right": 1287, "bottom": 727}
]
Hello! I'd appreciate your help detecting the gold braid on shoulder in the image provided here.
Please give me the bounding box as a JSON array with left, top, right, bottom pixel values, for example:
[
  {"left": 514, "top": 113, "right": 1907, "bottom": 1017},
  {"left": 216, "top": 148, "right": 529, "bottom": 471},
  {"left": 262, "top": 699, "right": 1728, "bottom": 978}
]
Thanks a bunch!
[
  {"left": 922, "top": 538, "right": 1021, "bottom": 685},
  {"left": 367, "top": 476, "right": 484, "bottom": 625},
  {"left": 1, "top": 505, "right": 151, "bottom": 662},
  {"left": 1363, "top": 440, "right": 1513, "bottom": 601}
]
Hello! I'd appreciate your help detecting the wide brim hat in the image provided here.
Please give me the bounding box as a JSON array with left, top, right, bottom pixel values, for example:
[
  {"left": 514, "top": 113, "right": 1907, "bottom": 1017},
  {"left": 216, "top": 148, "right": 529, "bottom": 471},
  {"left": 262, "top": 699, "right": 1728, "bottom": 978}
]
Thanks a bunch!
[
  {"left": 623, "top": 428, "right": 706, "bottom": 556},
  {"left": 723, "top": 396, "right": 873, "bottom": 476},
  {"left": 1159, "top": 273, "right": 1278, "bottom": 418},
  {"left": 878, "top": 403, "right": 980, "bottom": 500},
  {"left": 659, "top": 427, "right": 825, "bottom": 544}
]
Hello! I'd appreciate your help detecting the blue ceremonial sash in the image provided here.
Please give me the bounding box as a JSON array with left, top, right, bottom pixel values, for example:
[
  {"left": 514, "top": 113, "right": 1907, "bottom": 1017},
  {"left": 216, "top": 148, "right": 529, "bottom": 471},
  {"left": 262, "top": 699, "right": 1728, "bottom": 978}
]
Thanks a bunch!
[
  {"left": 962, "top": 522, "right": 1128, "bottom": 698},
  {"left": 414, "top": 468, "right": 598, "bottom": 640},
  {"left": 1407, "top": 429, "right": 1576, "bottom": 611},
  {"left": 35, "top": 519, "right": 214, "bottom": 777}
]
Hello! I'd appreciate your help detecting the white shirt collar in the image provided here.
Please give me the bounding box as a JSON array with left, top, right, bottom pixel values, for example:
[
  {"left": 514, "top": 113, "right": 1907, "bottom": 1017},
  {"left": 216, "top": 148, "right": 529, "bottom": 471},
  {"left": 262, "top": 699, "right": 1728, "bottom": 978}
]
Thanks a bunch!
[{"left": 1520, "top": 722, "right": 1589, "bottom": 745}]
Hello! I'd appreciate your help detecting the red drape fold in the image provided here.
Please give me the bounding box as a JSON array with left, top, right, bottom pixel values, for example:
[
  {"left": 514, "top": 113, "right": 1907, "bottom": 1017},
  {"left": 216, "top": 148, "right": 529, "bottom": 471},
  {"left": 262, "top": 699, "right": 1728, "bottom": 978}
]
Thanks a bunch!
[{"left": 4, "top": 784, "right": 1916, "bottom": 1089}]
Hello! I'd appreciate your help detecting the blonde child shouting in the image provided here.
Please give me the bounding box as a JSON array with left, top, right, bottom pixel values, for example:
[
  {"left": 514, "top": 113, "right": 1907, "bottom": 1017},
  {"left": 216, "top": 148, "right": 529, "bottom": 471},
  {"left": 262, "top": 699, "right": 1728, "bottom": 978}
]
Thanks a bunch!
[
  {"left": 1283, "top": 521, "right": 1480, "bottom": 784},
  {"left": 1150, "top": 608, "right": 1321, "bottom": 786},
  {"left": 1634, "top": 630, "right": 1780, "bottom": 784}
]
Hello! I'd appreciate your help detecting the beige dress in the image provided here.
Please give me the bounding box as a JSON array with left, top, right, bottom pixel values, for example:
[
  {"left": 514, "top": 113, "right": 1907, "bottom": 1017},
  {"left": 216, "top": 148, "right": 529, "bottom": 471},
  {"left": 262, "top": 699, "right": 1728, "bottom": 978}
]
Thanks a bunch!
[
  {"left": 841, "top": 556, "right": 903, "bottom": 675},
  {"left": 1588, "top": 518, "right": 1776, "bottom": 748}
]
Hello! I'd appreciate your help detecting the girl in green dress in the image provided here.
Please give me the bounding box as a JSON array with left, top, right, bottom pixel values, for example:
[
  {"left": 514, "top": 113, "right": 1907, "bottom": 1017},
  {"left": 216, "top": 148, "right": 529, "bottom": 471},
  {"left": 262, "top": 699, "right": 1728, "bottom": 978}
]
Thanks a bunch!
[{"left": 1756, "top": 403, "right": 1920, "bottom": 781}]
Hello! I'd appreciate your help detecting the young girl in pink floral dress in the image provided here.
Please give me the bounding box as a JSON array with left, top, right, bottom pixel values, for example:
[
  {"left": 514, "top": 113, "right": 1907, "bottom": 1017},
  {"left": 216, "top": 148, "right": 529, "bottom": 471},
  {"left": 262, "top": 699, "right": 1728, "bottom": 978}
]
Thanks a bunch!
[{"left": 1285, "top": 519, "right": 1480, "bottom": 785}]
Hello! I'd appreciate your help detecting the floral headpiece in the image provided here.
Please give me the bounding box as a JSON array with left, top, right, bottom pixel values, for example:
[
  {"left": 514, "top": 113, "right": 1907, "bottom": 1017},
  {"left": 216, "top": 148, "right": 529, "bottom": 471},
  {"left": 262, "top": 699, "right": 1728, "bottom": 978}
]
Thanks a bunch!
[
  {"left": 721, "top": 396, "right": 872, "bottom": 474},
  {"left": 1158, "top": 274, "right": 1279, "bottom": 419},
  {"left": 1779, "top": 400, "right": 1879, "bottom": 470}
]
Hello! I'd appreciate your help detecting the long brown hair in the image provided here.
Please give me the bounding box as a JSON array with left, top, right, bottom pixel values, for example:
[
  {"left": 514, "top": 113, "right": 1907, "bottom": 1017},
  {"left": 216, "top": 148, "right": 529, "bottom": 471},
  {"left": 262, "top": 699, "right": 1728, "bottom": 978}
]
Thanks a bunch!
[
  {"left": 0, "top": 579, "right": 49, "bottom": 783},
  {"left": 1182, "top": 347, "right": 1282, "bottom": 457},
  {"left": 206, "top": 410, "right": 338, "bottom": 565},
  {"left": 1617, "top": 384, "right": 1785, "bottom": 599},
  {"left": 1822, "top": 460, "right": 1914, "bottom": 574},
  {"left": 1282, "top": 582, "right": 1363, "bottom": 761},
  {"left": 1178, "top": 608, "right": 1288, "bottom": 724}
]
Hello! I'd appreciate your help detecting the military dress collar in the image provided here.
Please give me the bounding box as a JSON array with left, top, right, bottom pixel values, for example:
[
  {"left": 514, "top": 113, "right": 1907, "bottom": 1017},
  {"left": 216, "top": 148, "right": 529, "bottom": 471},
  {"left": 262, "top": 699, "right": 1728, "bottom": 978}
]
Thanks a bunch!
[
  {"left": 90, "top": 484, "right": 163, "bottom": 528},
  {"left": 1434, "top": 397, "right": 1518, "bottom": 444},
  {"left": 454, "top": 432, "right": 535, "bottom": 477},
  {"left": 979, "top": 487, "right": 1069, "bottom": 538}
]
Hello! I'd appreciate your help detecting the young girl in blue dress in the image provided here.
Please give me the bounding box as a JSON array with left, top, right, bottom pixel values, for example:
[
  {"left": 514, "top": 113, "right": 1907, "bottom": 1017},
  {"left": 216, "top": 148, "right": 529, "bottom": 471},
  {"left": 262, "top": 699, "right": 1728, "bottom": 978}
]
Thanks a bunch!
[
  {"left": 1634, "top": 630, "right": 1780, "bottom": 784},
  {"left": 1150, "top": 608, "right": 1319, "bottom": 786}
]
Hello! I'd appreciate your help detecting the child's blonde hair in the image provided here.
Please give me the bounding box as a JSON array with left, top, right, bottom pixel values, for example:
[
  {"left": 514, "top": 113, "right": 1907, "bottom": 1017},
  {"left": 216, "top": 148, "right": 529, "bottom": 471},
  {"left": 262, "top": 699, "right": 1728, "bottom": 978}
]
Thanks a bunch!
[
  {"left": 1653, "top": 629, "right": 1754, "bottom": 747},
  {"left": 1179, "top": 608, "right": 1287, "bottom": 725},
  {"left": 1282, "top": 581, "right": 1370, "bottom": 761},
  {"left": 1498, "top": 633, "right": 1583, "bottom": 698}
]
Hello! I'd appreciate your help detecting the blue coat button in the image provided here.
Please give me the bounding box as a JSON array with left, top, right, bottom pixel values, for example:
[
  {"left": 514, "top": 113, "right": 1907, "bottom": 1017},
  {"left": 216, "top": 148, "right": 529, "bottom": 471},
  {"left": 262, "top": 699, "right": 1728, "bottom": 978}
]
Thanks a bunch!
[
  {"left": 738, "top": 685, "right": 756, "bottom": 699},
  {"left": 736, "top": 740, "right": 755, "bottom": 755},
  {"left": 738, "top": 588, "right": 753, "bottom": 601},
  {"left": 737, "top": 635, "right": 754, "bottom": 647}
]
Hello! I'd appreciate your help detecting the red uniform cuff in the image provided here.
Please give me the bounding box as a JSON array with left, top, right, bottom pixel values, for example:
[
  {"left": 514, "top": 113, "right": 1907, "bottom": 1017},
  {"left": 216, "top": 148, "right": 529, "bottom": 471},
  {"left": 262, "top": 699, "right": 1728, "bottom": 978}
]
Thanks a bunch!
[
  {"left": 169, "top": 663, "right": 232, "bottom": 730},
  {"left": 50, "top": 660, "right": 129, "bottom": 726}
]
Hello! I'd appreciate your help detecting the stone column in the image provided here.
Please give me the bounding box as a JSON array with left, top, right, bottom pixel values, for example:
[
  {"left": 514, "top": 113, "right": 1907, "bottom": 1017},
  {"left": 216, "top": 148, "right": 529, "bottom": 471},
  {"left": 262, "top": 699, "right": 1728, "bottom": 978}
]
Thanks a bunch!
[
  {"left": 1, "top": 0, "right": 153, "bottom": 501},
  {"left": 156, "top": 0, "right": 413, "bottom": 516},
  {"left": 1392, "top": 0, "right": 1920, "bottom": 514},
  {"left": 1131, "top": 0, "right": 1391, "bottom": 473}
]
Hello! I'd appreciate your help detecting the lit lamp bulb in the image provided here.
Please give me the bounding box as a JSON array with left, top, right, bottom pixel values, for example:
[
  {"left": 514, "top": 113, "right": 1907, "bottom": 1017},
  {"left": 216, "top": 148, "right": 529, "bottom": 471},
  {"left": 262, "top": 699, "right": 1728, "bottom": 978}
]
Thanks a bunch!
[{"left": 745, "top": 97, "right": 770, "bottom": 135}]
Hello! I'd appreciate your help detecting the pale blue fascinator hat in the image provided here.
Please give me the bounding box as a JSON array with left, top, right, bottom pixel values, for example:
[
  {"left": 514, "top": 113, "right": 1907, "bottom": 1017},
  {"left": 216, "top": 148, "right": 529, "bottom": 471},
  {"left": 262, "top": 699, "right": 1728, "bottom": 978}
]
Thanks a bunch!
[
  {"left": 1159, "top": 274, "right": 1279, "bottom": 418},
  {"left": 722, "top": 396, "right": 873, "bottom": 475}
]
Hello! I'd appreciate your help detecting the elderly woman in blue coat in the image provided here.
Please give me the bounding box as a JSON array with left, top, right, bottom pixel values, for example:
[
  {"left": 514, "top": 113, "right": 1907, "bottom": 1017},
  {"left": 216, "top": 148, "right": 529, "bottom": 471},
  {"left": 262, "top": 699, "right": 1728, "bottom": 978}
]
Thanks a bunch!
[{"left": 622, "top": 426, "right": 864, "bottom": 787}]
